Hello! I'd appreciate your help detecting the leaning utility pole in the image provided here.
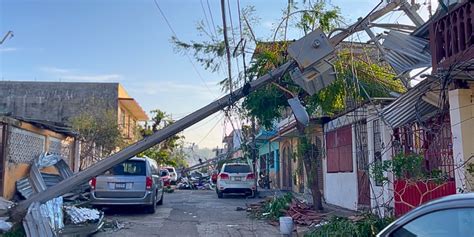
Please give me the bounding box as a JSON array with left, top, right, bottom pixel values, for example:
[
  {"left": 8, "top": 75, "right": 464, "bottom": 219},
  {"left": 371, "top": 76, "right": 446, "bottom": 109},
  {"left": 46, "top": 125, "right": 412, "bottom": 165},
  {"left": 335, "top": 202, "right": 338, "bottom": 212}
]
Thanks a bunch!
[{"left": 10, "top": 0, "right": 405, "bottom": 219}]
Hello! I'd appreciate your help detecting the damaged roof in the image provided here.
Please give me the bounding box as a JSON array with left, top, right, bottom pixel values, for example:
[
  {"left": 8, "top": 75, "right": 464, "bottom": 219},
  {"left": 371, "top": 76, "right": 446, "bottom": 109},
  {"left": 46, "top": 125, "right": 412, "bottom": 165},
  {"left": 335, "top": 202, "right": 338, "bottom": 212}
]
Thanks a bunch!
[{"left": 382, "top": 78, "right": 441, "bottom": 128}]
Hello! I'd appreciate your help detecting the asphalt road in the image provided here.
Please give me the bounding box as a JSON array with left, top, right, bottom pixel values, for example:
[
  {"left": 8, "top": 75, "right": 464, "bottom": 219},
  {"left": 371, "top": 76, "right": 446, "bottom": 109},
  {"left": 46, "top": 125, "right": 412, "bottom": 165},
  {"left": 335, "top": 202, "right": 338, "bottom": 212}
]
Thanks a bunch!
[{"left": 93, "top": 189, "right": 280, "bottom": 237}]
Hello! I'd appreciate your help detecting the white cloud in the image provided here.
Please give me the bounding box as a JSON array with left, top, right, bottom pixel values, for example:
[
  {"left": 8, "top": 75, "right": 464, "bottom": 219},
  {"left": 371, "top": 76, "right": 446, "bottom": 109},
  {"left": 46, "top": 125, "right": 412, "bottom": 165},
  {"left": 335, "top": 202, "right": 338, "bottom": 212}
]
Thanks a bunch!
[
  {"left": 40, "top": 66, "right": 73, "bottom": 74},
  {"left": 61, "top": 74, "right": 122, "bottom": 82},
  {"left": 0, "top": 47, "right": 18, "bottom": 52},
  {"left": 134, "top": 81, "right": 221, "bottom": 98},
  {"left": 39, "top": 66, "right": 122, "bottom": 82}
]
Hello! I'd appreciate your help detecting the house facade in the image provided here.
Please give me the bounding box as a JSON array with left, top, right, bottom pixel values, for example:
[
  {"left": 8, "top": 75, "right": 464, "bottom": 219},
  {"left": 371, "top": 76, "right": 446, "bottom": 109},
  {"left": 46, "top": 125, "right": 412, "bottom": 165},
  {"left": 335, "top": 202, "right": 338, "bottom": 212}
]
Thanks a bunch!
[{"left": 0, "top": 81, "right": 148, "bottom": 141}]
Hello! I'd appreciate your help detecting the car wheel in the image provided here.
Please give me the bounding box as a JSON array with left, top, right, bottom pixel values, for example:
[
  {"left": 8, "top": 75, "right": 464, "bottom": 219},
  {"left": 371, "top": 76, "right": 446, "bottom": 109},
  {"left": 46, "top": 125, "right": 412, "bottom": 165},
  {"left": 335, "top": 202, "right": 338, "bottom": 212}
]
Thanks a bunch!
[
  {"left": 145, "top": 192, "right": 157, "bottom": 214},
  {"left": 217, "top": 190, "right": 224, "bottom": 199},
  {"left": 157, "top": 190, "right": 164, "bottom": 205}
]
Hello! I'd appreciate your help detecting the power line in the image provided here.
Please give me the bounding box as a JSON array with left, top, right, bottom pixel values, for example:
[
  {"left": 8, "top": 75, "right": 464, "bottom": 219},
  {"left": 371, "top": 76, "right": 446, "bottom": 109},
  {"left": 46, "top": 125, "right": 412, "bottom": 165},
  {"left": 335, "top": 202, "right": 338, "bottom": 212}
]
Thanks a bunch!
[
  {"left": 206, "top": 0, "right": 218, "bottom": 35},
  {"left": 152, "top": 0, "right": 214, "bottom": 95},
  {"left": 200, "top": 0, "right": 217, "bottom": 38},
  {"left": 196, "top": 115, "right": 224, "bottom": 146}
]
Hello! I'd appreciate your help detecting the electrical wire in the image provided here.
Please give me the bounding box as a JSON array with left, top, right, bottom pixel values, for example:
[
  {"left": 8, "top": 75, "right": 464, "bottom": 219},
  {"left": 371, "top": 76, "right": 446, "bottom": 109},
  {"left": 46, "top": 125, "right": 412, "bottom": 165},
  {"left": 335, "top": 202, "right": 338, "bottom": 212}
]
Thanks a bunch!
[{"left": 152, "top": 0, "right": 214, "bottom": 95}]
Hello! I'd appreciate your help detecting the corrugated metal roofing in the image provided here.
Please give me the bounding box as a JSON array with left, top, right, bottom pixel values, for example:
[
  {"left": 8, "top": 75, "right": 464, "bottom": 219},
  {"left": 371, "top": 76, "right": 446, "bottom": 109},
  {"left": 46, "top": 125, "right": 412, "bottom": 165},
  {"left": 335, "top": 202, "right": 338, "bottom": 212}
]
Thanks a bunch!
[
  {"left": 382, "top": 31, "right": 432, "bottom": 74},
  {"left": 382, "top": 78, "right": 440, "bottom": 128}
]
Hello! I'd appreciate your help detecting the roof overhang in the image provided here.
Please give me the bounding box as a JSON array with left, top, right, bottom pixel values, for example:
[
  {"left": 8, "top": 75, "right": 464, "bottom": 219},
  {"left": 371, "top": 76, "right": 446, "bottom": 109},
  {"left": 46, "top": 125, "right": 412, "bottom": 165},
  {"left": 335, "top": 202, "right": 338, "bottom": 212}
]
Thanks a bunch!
[
  {"left": 382, "top": 78, "right": 441, "bottom": 128},
  {"left": 118, "top": 98, "right": 149, "bottom": 121}
]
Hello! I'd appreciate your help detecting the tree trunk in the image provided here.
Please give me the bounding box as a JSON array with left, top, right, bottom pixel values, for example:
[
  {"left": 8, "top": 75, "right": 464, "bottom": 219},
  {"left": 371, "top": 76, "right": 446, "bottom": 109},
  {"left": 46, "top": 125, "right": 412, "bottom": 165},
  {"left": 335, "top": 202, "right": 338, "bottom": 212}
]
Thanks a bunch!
[{"left": 303, "top": 157, "right": 323, "bottom": 211}]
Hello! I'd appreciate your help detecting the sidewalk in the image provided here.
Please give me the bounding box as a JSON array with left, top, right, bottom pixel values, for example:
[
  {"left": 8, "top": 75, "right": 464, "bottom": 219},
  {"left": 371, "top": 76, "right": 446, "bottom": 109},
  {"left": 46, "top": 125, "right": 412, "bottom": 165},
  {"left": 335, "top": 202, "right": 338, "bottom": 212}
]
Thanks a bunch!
[{"left": 258, "top": 188, "right": 359, "bottom": 217}]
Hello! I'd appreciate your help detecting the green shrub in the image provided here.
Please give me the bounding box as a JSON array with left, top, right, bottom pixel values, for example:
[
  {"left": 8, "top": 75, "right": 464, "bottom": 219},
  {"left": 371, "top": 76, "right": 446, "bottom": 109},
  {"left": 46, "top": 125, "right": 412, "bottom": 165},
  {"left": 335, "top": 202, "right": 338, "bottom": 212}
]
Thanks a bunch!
[{"left": 306, "top": 214, "right": 394, "bottom": 237}]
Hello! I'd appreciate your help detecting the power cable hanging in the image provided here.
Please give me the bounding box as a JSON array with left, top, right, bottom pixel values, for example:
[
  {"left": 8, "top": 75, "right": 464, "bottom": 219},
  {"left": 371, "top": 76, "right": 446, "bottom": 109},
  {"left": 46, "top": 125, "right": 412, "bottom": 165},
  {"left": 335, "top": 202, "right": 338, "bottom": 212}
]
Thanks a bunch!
[
  {"left": 152, "top": 0, "right": 214, "bottom": 95},
  {"left": 200, "top": 0, "right": 217, "bottom": 38},
  {"left": 206, "top": 0, "right": 218, "bottom": 36}
]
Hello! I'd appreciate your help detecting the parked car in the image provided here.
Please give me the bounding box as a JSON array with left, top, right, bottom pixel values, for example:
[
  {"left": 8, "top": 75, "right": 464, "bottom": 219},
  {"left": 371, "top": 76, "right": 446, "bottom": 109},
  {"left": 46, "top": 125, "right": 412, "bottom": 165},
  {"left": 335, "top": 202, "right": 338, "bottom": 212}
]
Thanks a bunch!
[
  {"left": 216, "top": 163, "right": 256, "bottom": 198},
  {"left": 160, "top": 169, "right": 171, "bottom": 187},
  {"left": 163, "top": 166, "right": 178, "bottom": 184},
  {"left": 377, "top": 193, "right": 474, "bottom": 237},
  {"left": 89, "top": 157, "right": 164, "bottom": 214}
]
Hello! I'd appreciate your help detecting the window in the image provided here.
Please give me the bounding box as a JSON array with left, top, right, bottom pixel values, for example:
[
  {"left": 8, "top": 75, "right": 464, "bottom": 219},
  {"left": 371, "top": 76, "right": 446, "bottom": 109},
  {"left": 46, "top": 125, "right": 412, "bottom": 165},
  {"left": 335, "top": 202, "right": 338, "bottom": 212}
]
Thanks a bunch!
[
  {"left": 373, "top": 119, "right": 383, "bottom": 186},
  {"left": 105, "top": 160, "right": 146, "bottom": 176},
  {"left": 327, "top": 125, "right": 353, "bottom": 173},
  {"left": 223, "top": 164, "right": 251, "bottom": 173},
  {"left": 391, "top": 208, "right": 474, "bottom": 237}
]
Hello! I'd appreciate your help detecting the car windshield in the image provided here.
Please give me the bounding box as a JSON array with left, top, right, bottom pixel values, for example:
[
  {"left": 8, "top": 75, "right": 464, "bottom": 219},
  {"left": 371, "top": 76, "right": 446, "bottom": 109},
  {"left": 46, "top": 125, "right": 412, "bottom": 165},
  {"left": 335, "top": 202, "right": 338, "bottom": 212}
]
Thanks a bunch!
[
  {"left": 104, "top": 160, "right": 146, "bottom": 176},
  {"left": 167, "top": 168, "right": 174, "bottom": 173},
  {"left": 224, "top": 165, "right": 251, "bottom": 173},
  {"left": 160, "top": 170, "right": 169, "bottom": 177}
]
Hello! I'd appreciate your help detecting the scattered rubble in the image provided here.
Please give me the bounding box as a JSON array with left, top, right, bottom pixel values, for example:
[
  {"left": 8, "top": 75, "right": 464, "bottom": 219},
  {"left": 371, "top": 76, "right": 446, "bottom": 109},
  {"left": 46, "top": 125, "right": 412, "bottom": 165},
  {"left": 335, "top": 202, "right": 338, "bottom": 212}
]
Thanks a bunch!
[
  {"left": 6, "top": 153, "right": 104, "bottom": 236},
  {"left": 247, "top": 194, "right": 330, "bottom": 227}
]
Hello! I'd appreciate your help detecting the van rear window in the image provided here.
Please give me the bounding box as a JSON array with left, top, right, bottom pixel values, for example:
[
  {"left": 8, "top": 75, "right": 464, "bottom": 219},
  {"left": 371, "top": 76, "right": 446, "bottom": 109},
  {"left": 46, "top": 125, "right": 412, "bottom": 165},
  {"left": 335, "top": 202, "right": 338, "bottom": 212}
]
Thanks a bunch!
[
  {"left": 224, "top": 165, "right": 251, "bottom": 173},
  {"left": 105, "top": 160, "right": 146, "bottom": 176}
]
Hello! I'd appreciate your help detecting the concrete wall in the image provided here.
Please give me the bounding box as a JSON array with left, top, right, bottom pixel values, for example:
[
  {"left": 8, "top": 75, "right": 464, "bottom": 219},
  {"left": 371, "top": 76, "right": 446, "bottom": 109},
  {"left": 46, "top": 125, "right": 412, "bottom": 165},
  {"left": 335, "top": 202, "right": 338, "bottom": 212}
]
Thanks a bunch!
[
  {"left": 323, "top": 109, "right": 366, "bottom": 211},
  {"left": 450, "top": 86, "right": 474, "bottom": 192},
  {"left": 367, "top": 105, "right": 395, "bottom": 217},
  {"left": 0, "top": 81, "right": 119, "bottom": 124}
]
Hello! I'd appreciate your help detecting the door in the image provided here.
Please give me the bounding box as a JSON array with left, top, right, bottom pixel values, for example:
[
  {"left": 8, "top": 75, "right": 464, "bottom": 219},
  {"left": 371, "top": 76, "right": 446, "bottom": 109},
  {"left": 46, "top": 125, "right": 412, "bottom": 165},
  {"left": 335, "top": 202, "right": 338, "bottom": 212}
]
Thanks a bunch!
[{"left": 356, "top": 122, "right": 370, "bottom": 207}]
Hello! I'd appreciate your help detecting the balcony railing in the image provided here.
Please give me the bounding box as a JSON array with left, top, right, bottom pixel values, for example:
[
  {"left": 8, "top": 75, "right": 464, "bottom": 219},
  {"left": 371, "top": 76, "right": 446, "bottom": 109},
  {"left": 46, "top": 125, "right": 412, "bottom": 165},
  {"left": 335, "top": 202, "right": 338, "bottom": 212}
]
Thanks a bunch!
[{"left": 430, "top": 0, "right": 473, "bottom": 71}]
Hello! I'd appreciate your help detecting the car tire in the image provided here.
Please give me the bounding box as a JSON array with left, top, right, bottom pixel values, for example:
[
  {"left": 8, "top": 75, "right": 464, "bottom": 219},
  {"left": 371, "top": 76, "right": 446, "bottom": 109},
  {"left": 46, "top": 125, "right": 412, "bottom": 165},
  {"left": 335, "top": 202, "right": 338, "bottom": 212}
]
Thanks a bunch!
[
  {"left": 217, "top": 190, "right": 224, "bottom": 199},
  {"left": 157, "top": 191, "right": 164, "bottom": 205},
  {"left": 145, "top": 192, "right": 157, "bottom": 214}
]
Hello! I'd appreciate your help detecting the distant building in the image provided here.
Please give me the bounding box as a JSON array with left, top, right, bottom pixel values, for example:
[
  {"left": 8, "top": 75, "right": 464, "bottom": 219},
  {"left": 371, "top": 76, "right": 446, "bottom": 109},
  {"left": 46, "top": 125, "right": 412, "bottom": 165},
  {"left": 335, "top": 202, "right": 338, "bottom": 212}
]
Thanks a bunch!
[{"left": 0, "top": 81, "right": 148, "bottom": 141}]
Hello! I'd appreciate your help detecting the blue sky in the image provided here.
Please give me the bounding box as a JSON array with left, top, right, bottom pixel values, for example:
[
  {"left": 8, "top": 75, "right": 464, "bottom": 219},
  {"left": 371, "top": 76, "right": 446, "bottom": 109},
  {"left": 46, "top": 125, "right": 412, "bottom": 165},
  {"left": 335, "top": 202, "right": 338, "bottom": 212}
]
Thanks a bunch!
[{"left": 0, "top": 0, "right": 434, "bottom": 149}]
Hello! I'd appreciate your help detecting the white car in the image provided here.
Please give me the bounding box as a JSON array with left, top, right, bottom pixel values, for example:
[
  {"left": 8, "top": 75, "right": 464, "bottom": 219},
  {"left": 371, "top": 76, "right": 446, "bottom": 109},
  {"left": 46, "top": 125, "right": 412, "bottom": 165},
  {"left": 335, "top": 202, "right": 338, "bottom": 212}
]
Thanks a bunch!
[
  {"left": 216, "top": 163, "right": 256, "bottom": 198},
  {"left": 163, "top": 166, "right": 178, "bottom": 184}
]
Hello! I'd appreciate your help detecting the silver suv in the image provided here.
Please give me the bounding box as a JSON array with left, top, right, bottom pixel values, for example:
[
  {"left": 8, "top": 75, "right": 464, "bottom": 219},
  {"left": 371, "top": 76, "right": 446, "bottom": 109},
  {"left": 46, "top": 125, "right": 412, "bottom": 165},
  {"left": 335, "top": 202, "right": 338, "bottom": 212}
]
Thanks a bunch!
[
  {"left": 90, "top": 157, "right": 164, "bottom": 214},
  {"left": 216, "top": 163, "right": 256, "bottom": 198}
]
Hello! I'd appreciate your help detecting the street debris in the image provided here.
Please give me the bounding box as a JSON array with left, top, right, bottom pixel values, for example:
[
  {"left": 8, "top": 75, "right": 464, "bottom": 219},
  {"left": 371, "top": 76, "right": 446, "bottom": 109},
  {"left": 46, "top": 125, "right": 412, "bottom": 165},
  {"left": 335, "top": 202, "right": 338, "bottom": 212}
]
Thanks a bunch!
[
  {"left": 64, "top": 206, "right": 101, "bottom": 224},
  {"left": 7, "top": 153, "right": 104, "bottom": 236},
  {"left": 247, "top": 194, "right": 330, "bottom": 226}
]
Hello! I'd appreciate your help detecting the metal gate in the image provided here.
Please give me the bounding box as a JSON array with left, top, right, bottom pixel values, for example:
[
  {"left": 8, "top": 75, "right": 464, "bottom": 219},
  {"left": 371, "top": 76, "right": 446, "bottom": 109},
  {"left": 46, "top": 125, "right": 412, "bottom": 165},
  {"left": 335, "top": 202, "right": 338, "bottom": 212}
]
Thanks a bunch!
[
  {"left": 393, "top": 114, "right": 455, "bottom": 216},
  {"left": 355, "top": 121, "right": 370, "bottom": 207}
]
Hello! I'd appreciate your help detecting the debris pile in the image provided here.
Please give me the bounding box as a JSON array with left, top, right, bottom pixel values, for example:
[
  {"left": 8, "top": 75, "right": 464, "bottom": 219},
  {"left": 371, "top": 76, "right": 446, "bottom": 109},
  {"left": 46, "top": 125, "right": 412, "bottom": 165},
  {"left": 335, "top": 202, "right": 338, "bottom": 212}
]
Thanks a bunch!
[
  {"left": 247, "top": 194, "right": 327, "bottom": 226},
  {"left": 0, "top": 197, "right": 14, "bottom": 232},
  {"left": 3, "top": 153, "right": 104, "bottom": 236},
  {"left": 286, "top": 200, "right": 327, "bottom": 225}
]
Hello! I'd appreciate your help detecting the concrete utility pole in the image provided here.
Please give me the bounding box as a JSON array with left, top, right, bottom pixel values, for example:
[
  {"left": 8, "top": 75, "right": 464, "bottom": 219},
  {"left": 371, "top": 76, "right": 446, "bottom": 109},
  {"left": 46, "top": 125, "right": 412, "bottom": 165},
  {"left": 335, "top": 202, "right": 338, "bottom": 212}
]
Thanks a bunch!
[
  {"left": 10, "top": 0, "right": 405, "bottom": 219},
  {"left": 11, "top": 61, "right": 294, "bottom": 219},
  {"left": 220, "top": 0, "right": 233, "bottom": 93}
]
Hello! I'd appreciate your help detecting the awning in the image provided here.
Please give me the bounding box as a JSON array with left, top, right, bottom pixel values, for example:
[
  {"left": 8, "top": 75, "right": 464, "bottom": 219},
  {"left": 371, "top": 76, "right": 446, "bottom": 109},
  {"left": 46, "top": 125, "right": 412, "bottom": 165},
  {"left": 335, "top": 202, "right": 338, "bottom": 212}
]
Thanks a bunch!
[
  {"left": 382, "top": 78, "right": 441, "bottom": 128},
  {"left": 118, "top": 98, "right": 149, "bottom": 121}
]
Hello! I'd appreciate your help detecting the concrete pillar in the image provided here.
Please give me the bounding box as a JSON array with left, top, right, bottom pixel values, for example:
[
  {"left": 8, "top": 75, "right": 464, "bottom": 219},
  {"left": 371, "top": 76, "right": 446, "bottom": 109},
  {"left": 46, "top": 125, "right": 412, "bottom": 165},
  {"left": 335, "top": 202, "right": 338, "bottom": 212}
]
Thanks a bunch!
[{"left": 449, "top": 88, "right": 474, "bottom": 192}]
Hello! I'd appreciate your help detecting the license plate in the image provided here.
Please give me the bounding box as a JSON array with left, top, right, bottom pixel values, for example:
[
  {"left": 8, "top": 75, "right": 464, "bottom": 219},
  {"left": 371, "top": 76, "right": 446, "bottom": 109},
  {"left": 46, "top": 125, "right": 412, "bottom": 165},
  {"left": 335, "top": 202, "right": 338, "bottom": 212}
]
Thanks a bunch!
[
  {"left": 115, "top": 183, "right": 126, "bottom": 189},
  {"left": 234, "top": 177, "right": 241, "bottom": 181}
]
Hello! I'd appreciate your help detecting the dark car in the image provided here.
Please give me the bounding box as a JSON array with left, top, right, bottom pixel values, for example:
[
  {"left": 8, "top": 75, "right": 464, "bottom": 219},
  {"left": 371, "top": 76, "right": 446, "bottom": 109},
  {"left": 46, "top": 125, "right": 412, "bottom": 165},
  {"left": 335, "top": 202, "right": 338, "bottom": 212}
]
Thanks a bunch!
[{"left": 377, "top": 193, "right": 474, "bottom": 237}]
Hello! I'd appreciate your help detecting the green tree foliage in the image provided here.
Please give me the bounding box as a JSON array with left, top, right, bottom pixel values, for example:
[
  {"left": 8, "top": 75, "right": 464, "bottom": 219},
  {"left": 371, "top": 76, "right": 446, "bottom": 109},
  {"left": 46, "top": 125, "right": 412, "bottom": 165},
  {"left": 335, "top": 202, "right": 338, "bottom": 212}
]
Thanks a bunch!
[
  {"left": 70, "top": 99, "right": 125, "bottom": 169},
  {"left": 138, "top": 109, "right": 188, "bottom": 167}
]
